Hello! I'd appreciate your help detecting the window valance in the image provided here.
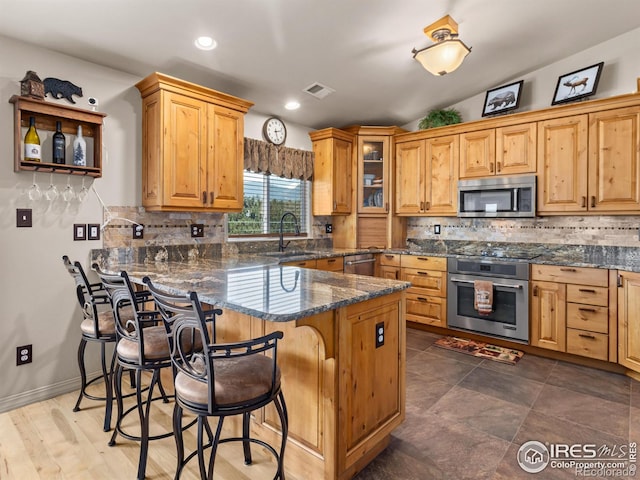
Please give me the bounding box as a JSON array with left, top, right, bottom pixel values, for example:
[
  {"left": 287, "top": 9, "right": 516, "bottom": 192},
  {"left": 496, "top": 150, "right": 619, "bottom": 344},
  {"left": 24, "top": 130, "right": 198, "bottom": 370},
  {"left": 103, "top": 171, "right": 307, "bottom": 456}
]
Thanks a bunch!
[{"left": 243, "top": 137, "right": 314, "bottom": 180}]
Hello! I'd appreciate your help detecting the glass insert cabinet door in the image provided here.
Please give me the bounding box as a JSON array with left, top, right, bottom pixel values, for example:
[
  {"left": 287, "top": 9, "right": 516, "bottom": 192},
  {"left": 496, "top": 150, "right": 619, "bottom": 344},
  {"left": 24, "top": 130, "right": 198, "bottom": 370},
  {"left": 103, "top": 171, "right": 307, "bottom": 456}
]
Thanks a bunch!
[{"left": 359, "top": 136, "right": 388, "bottom": 213}]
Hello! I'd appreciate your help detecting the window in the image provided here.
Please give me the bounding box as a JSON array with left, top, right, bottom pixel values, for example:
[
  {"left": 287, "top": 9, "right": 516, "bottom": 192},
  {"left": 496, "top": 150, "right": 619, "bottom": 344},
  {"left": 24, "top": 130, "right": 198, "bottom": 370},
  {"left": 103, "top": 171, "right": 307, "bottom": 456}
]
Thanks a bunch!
[{"left": 228, "top": 171, "right": 309, "bottom": 236}]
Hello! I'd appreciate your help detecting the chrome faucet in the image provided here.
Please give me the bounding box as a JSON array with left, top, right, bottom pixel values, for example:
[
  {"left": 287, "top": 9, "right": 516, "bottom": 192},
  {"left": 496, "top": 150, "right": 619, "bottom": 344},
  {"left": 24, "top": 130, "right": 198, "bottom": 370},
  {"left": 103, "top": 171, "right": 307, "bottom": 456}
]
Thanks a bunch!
[{"left": 278, "top": 212, "right": 300, "bottom": 252}]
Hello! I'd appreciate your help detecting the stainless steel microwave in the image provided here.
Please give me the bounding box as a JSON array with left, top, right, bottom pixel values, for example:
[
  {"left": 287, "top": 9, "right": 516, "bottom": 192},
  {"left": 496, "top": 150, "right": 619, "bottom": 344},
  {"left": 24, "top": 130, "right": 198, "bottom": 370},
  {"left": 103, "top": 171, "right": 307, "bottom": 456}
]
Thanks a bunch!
[{"left": 457, "top": 175, "right": 536, "bottom": 218}]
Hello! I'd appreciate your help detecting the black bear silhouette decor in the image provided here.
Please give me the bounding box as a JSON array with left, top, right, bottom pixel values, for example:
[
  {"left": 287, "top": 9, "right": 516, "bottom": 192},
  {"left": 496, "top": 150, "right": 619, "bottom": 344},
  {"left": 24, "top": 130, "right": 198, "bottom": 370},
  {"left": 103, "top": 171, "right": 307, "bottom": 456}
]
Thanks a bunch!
[{"left": 43, "top": 77, "right": 83, "bottom": 104}]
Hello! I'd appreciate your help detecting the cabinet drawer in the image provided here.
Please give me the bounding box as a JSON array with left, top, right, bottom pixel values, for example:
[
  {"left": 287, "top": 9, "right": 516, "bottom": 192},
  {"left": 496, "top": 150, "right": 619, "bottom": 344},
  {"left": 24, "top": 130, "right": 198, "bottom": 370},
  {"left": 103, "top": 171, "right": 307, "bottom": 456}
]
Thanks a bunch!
[
  {"left": 566, "top": 303, "right": 608, "bottom": 333},
  {"left": 401, "top": 255, "right": 447, "bottom": 271},
  {"left": 379, "top": 253, "right": 401, "bottom": 266},
  {"left": 402, "top": 269, "right": 446, "bottom": 297},
  {"left": 282, "top": 259, "right": 317, "bottom": 269},
  {"left": 379, "top": 265, "right": 400, "bottom": 280},
  {"left": 406, "top": 294, "right": 446, "bottom": 327},
  {"left": 566, "top": 328, "right": 608, "bottom": 361},
  {"left": 531, "top": 265, "right": 608, "bottom": 287},
  {"left": 316, "top": 257, "right": 344, "bottom": 272},
  {"left": 566, "top": 284, "right": 608, "bottom": 306}
]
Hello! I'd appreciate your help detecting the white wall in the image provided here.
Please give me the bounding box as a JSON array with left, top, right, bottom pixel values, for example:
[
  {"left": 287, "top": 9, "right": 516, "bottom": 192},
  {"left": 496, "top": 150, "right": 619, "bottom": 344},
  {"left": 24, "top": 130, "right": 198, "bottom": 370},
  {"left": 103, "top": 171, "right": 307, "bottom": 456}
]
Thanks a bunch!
[{"left": 403, "top": 27, "right": 640, "bottom": 131}]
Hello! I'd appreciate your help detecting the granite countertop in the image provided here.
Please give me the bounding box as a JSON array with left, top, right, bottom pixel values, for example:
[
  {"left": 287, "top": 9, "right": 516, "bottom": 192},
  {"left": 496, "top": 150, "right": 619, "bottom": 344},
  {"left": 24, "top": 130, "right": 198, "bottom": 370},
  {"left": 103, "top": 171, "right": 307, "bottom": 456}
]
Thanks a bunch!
[{"left": 98, "top": 259, "right": 409, "bottom": 322}]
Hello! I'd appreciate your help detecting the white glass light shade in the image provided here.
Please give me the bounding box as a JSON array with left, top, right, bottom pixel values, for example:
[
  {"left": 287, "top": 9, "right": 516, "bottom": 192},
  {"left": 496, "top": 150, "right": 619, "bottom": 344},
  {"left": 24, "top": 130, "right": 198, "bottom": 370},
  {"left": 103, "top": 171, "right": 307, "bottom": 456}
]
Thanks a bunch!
[{"left": 413, "top": 39, "right": 471, "bottom": 76}]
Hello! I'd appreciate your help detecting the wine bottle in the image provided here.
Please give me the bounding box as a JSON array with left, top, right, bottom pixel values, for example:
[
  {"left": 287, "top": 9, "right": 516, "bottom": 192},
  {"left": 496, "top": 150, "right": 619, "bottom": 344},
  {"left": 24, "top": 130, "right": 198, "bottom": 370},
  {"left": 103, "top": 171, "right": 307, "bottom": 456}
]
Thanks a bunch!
[
  {"left": 24, "top": 116, "right": 41, "bottom": 162},
  {"left": 52, "top": 121, "right": 66, "bottom": 164},
  {"left": 73, "top": 125, "right": 86, "bottom": 166}
]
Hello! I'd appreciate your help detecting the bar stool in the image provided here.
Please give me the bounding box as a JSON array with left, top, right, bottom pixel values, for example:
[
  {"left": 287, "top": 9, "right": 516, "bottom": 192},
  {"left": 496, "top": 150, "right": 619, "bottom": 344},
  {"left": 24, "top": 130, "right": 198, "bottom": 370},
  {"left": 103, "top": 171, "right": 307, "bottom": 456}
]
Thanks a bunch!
[
  {"left": 93, "top": 265, "right": 175, "bottom": 480},
  {"left": 143, "top": 276, "right": 288, "bottom": 480},
  {"left": 62, "top": 255, "right": 121, "bottom": 432}
]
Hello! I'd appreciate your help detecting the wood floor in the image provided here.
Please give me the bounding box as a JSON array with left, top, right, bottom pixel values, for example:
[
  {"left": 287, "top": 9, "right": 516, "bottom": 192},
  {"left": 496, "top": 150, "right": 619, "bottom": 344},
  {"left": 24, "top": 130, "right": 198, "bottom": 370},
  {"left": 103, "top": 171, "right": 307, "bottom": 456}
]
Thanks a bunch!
[{"left": 0, "top": 369, "right": 296, "bottom": 480}]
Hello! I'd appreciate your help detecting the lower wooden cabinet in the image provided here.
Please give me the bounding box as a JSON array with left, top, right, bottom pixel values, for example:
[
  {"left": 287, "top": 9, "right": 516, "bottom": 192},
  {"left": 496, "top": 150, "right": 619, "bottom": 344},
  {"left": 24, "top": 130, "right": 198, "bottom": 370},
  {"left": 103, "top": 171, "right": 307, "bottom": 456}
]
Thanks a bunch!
[
  {"left": 377, "top": 253, "right": 400, "bottom": 280},
  {"left": 530, "top": 264, "right": 616, "bottom": 362},
  {"left": 618, "top": 270, "right": 640, "bottom": 373},
  {"left": 400, "top": 255, "right": 447, "bottom": 328},
  {"left": 316, "top": 256, "right": 344, "bottom": 272}
]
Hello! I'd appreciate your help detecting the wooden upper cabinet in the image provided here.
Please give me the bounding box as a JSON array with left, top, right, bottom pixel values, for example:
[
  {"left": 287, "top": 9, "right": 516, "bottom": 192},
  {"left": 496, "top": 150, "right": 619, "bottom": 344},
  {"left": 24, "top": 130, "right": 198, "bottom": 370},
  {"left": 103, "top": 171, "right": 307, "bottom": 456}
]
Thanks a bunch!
[
  {"left": 460, "top": 124, "right": 535, "bottom": 179},
  {"left": 395, "top": 136, "right": 458, "bottom": 216},
  {"left": 537, "top": 115, "right": 589, "bottom": 213},
  {"left": 136, "top": 72, "right": 252, "bottom": 212},
  {"left": 357, "top": 135, "right": 390, "bottom": 214},
  {"left": 310, "top": 128, "right": 354, "bottom": 215},
  {"left": 588, "top": 107, "right": 640, "bottom": 212},
  {"left": 395, "top": 140, "right": 424, "bottom": 215},
  {"left": 460, "top": 129, "right": 495, "bottom": 178},
  {"left": 496, "top": 123, "right": 537, "bottom": 175}
]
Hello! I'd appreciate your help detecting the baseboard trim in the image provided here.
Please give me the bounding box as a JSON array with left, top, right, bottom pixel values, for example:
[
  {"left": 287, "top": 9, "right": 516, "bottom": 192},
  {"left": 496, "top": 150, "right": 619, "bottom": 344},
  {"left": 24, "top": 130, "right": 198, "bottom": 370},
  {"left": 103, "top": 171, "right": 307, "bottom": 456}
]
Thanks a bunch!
[{"left": 0, "top": 371, "right": 99, "bottom": 414}]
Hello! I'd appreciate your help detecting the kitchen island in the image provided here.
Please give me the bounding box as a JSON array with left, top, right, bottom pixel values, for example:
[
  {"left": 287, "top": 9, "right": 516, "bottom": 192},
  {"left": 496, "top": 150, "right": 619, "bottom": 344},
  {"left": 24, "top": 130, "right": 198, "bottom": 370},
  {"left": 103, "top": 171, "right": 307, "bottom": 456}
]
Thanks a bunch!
[{"left": 97, "top": 258, "right": 410, "bottom": 480}]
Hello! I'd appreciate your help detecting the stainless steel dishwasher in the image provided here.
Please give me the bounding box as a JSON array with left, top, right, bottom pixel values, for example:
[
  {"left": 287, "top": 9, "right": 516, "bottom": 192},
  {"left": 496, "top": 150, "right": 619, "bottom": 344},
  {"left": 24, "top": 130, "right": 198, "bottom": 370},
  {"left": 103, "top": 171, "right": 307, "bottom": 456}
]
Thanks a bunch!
[{"left": 343, "top": 253, "right": 375, "bottom": 276}]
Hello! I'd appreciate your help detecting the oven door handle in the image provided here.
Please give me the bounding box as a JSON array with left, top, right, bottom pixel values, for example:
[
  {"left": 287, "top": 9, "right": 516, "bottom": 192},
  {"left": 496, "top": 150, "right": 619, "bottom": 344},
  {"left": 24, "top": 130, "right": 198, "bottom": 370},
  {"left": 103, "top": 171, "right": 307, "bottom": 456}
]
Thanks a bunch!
[
  {"left": 450, "top": 278, "right": 524, "bottom": 290},
  {"left": 344, "top": 258, "right": 375, "bottom": 266}
]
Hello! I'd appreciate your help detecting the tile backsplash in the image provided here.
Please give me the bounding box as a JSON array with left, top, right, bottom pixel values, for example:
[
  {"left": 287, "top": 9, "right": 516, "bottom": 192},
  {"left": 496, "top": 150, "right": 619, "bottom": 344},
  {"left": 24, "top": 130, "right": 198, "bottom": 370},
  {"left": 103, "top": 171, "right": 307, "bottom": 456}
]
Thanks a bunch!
[
  {"left": 102, "top": 206, "right": 333, "bottom": 249},
  {"left": 407, "top": 216, "right": 640, "bottom": 247}
]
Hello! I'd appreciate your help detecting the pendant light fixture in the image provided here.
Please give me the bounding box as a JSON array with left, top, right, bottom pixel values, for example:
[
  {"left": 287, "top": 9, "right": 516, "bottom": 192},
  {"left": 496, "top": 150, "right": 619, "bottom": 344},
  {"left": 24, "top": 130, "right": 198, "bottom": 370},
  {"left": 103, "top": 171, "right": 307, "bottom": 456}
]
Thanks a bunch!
[{"left": 412, "top": 15, "right": 471, "bottom": 76}]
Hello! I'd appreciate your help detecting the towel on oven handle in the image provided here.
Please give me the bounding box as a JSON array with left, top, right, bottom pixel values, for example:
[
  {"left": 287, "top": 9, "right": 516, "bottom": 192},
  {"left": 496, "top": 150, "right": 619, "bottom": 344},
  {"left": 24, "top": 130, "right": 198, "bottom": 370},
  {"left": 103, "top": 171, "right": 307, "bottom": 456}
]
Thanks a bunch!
[{"left": 474, "top": 280, "right": 494, "bottom": 315}]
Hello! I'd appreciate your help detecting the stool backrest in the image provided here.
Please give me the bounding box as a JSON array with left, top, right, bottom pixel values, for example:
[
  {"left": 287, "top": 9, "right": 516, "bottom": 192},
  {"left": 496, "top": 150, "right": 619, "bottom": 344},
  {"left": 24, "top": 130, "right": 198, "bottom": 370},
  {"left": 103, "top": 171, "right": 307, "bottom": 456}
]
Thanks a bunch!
[
  {"left": 143, "top": 277, "right": 283, "bottom": 414},
  {"left": 92, "top": 264, "right": 157, "bottom": 364},
  {"left": 62, "top": 255, "right": 111, "bottom": 338}
]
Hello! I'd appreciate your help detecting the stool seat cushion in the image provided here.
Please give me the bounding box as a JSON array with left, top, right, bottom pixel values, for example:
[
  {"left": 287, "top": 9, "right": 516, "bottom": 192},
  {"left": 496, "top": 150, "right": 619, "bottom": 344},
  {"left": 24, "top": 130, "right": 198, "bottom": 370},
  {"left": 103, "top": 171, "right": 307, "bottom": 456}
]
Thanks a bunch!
[
  {"left": 81, "top": 309, "right": 116, "bottom": 336},
  {"left": 117, "top": 325, "right": 170, "bottom": 361},
  {"left": 175, "top": 354, "right": 280, "bottom": 407}
]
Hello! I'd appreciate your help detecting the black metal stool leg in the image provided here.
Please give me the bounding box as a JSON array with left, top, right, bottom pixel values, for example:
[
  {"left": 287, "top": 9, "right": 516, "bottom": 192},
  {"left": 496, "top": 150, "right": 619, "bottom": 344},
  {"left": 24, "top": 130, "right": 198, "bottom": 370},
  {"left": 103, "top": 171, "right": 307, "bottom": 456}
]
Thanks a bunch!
[
  {"left": 173, "top": 403, "right": 185, "bottom": 480},
  {"left": 242, "top": 412, "right": 252, "bottom": 465},
  {"left": 100, "top": 341, "right": 113, "bottom": 432},
  {"left": 73, "top": 338, "right": 88, "bottom": 412},
  {"left": 109, "top": 363, "right": 124, "bottom": 447}
]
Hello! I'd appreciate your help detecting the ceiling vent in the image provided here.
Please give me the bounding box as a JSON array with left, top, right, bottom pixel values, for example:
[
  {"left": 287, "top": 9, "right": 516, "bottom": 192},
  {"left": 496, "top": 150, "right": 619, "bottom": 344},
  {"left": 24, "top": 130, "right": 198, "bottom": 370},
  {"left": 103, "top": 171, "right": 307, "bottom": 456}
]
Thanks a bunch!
[{"left": 303, "top": 82, "right": 335, "bottom": 99}]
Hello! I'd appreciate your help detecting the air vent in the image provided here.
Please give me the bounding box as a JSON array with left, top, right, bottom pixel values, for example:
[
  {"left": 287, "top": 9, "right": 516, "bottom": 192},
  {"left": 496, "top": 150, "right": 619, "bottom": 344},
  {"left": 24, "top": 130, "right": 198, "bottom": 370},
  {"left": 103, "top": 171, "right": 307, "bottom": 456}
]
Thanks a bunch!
[{"left": 303, "top": 82, "right": 335, "bottom": 99}]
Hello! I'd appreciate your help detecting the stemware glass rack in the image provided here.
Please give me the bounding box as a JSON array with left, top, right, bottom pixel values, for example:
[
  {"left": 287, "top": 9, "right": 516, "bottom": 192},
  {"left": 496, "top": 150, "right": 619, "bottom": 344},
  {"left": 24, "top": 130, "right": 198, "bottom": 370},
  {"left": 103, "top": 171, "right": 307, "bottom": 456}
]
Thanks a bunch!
[{"left": 10, "top": 95, "right": 106, "bottom": 178}]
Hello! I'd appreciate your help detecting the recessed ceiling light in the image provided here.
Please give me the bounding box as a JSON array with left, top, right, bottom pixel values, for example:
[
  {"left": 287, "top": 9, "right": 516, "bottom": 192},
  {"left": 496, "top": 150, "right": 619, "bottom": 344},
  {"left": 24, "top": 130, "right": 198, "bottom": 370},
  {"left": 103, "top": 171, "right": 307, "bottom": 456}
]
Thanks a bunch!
[
  {"left": 284, "top": 101, "right": 300, "bottom": 110},
  {"left": 194, "top": 36, "right": 217, "bottom": 51}
]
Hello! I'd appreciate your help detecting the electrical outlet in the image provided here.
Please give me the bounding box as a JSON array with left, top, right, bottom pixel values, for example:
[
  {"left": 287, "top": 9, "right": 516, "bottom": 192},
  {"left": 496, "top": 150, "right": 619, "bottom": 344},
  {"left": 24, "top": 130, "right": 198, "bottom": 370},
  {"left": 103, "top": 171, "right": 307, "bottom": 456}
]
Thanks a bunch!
[
  {"left": 434, "top": 224, "right": 441, "bottom": 235},
  {"left": 191, "top": 224, "right": 204, "bottom": 238},
  {"left": 17, "top": 344, "right": 32, "bottom": 365},
  {"left": 132, "top": 224, "right": 144, "bottom": 239},
  {"left": 16, "top": 208, "right": 32, "bottom": 227},
  {"left": 325, "top": 223, "right": 333, "bottom": 234},
  {"left": 375, "top": 322, "right": 384, "bottom": 348}
]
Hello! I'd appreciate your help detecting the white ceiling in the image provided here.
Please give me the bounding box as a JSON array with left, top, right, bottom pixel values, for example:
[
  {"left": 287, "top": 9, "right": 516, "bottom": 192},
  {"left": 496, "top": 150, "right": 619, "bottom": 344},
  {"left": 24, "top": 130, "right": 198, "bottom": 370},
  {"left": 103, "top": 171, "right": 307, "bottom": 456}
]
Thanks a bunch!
[{"left": 1, "top": 0, "right": 640, "bottom": 129}]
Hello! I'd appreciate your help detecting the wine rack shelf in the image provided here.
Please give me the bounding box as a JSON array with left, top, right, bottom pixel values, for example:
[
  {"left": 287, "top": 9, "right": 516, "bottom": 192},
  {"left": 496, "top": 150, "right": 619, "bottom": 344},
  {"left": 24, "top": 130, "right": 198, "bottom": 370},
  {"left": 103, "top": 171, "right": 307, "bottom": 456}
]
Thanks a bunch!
[{"left": 9, "top": 95, "right": 106, "bottom": 178}]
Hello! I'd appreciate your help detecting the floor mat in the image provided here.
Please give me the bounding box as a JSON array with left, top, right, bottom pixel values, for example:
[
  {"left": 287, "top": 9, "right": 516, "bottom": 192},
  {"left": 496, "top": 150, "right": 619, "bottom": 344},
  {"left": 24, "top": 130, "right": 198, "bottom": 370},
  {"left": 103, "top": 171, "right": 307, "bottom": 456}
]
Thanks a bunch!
[{"left": 434, "top": 336, "right": 524, "bottom": 365}]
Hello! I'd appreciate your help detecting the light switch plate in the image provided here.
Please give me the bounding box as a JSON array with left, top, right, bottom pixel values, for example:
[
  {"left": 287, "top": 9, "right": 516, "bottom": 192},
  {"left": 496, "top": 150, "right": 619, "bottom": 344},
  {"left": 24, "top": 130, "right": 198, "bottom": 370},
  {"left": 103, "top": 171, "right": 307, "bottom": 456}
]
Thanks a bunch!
[
  {"left": 17, "top": 209, "right": 32, "bottom": 227},
  {"left": 434, "top": 224, "right": 441, "bottom": 234}
]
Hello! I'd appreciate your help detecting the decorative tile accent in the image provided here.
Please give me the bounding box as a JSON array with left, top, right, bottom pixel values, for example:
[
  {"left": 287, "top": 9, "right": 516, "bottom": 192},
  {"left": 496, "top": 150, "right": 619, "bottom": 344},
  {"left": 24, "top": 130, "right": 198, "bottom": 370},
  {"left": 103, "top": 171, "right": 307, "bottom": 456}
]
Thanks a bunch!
[{"left": 408, "top": 216, "right": 640, "bottom": 247}]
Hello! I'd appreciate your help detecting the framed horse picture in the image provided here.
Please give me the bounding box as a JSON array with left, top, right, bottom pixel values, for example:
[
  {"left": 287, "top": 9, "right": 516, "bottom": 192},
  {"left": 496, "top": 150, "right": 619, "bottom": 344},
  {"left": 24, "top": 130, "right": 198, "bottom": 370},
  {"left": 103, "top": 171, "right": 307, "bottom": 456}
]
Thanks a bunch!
[{"left": 551, "top": 62, "right": 604, "bottom": 105}]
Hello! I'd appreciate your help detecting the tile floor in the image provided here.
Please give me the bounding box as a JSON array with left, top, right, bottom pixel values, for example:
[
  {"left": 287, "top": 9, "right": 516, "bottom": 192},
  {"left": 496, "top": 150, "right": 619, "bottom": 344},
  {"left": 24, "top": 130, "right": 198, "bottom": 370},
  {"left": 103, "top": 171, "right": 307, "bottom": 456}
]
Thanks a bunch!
[{"left": 355, "top": 328, "right": 639, "bottom": 480}]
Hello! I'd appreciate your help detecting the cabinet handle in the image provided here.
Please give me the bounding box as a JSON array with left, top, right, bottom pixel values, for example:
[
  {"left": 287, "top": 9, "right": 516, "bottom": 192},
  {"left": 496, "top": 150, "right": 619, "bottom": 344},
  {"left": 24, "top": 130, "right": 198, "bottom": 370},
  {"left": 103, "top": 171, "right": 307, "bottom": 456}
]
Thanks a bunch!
[
  {"left": 416, "top": 271, "right": 429, "bottom": 276},
  {"left": 327, "top": 258, "right": 336, "bottom": 263},
  {"left": 416, "top": 257, "right": 430, "bottom": 262},
  {"left": 578, "top": 288, "right": 596, "bottom": 294},
  {"left": 416, "top": 297, "right": 428, "bottom": 302},
  {"left": 385, "top": 202, "right": 389, "bottom": 212},
  {"left": 202, "top": 191, "right": 207, "bottom": 205},
  {"left": 490, "top": 163, "right": 494, "bottom": 173},
  {"left": 618, "top": 274, "right": 623, "bottom": 287},
  {"left": 578, "top": 333, "right": 596, "bottom": 340},
  {"left": 590, "top": 196, "right": 596, "bottom": 208},
  {"left": 209, "top": 191, "right": 214, "bottom": 204},
  {"left": 560, "top": 268, "right": 577, "bottom": 272},
  {"left": 578, "top": 307, "right": 597, "bottom": 313},
  {"left": 496, "top": 162, "right": 502, "bottom": 172},
  {"left": 333, "top": 201, "right": 337, "bottom": 211},
  {"left": 425, "top": 201, "right": 431, "bottom": 210},
  {"left": 385, "top": 255, "right": 394, "bottom": 259},
  {"left": 581, "top": 196, "right": 587, "bottom": 208},
  {"left": 533, "top": 285, "right": 539, "bottom": 296},
  {"left": 420, "top": 201, "right": 425, "bottom": 211}
]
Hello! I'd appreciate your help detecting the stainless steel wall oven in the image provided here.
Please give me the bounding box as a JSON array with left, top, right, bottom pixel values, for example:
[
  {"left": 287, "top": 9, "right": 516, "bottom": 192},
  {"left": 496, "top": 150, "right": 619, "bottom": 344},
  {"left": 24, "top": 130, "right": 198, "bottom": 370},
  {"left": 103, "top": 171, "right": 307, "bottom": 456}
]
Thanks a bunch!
[{"left": 447, "top": 257, "right": 529, "bottom": 343}]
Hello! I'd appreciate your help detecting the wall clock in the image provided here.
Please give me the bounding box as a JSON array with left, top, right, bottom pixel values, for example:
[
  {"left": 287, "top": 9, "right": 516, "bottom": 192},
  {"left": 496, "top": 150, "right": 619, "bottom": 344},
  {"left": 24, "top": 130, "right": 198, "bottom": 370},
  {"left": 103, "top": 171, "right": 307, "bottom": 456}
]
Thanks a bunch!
[{"left": 263, "top": 116, "right": 287, "bottom": 146}]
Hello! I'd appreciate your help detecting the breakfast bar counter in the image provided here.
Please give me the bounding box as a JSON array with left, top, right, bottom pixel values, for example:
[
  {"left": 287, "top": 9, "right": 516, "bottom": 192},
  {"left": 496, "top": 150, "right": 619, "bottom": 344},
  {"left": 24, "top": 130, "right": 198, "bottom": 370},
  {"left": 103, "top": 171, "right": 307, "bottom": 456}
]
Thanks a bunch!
[{"left": 98, "top": 258, "right": 410, "bottom": 480}]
